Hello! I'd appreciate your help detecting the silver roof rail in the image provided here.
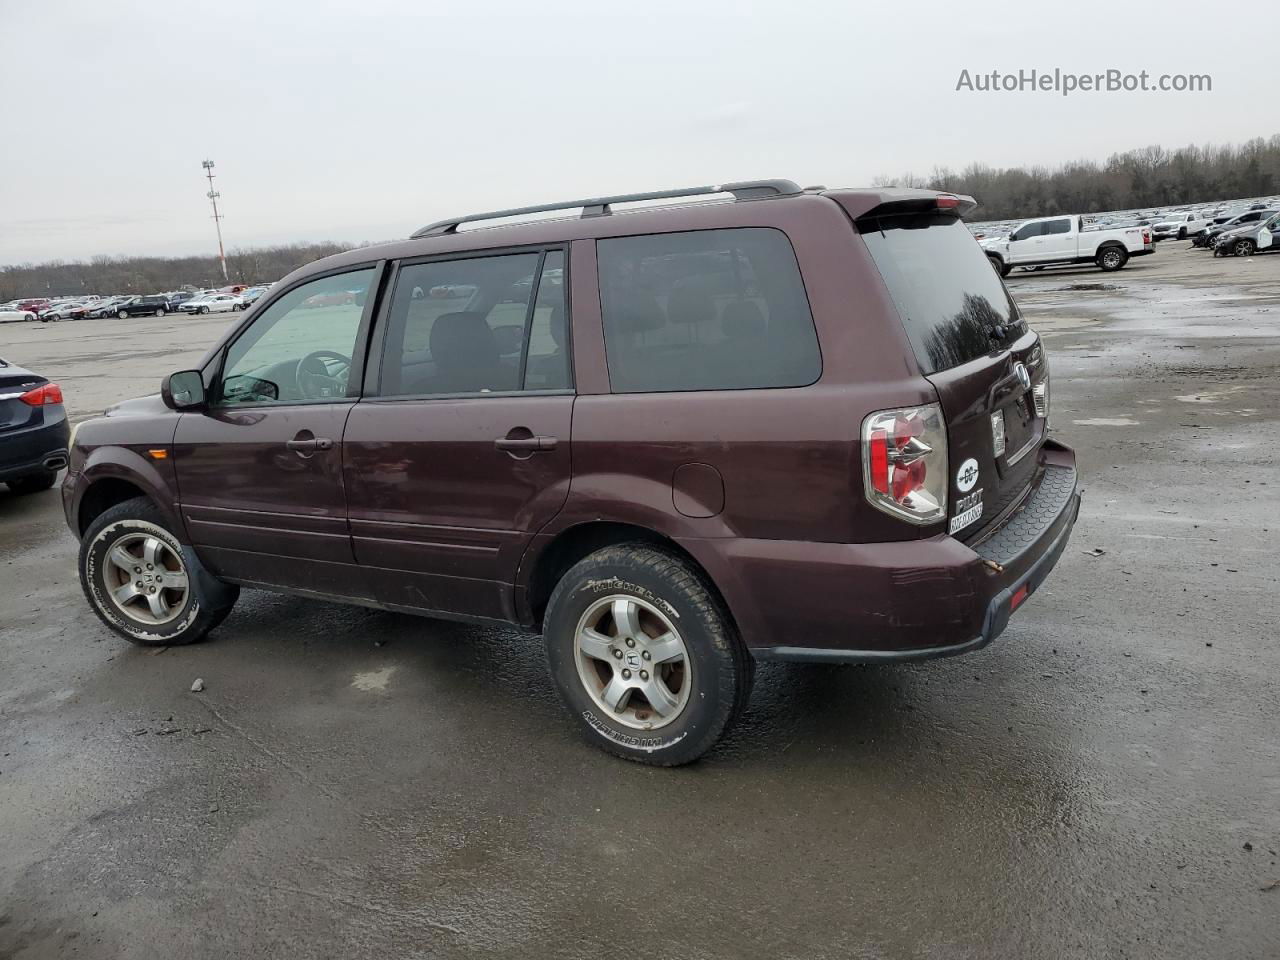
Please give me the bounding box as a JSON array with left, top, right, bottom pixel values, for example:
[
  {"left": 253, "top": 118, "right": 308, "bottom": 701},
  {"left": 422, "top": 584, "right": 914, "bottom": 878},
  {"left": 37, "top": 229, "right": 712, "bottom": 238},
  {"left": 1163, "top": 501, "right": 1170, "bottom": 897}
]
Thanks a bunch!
[{"left": 410, "top": 179, "right": 803, "bottom": 238}]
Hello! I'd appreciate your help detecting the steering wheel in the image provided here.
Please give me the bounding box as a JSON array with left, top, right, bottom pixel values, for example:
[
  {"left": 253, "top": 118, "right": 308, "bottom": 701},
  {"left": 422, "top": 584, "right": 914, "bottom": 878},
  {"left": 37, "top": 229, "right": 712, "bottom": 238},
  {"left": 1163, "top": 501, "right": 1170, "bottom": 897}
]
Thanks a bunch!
[{"left": 296, "top": 350, "right": 351, "bottom": 400}]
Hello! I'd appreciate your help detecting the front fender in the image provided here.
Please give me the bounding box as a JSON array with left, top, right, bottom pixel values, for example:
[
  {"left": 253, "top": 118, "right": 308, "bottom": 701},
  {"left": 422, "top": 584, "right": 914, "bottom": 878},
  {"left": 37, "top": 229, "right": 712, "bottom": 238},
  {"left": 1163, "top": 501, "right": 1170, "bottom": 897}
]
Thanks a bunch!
[{"left": 70, "top": 445, "right": 183, "bottom": 538}]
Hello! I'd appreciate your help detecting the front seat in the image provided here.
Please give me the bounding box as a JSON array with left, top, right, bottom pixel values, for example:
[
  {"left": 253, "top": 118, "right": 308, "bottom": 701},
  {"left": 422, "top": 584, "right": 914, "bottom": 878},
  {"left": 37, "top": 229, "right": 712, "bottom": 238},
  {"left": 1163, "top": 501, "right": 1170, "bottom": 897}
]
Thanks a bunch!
[{"left": 428, "top": 312, "right": 514, "bottom": 394}]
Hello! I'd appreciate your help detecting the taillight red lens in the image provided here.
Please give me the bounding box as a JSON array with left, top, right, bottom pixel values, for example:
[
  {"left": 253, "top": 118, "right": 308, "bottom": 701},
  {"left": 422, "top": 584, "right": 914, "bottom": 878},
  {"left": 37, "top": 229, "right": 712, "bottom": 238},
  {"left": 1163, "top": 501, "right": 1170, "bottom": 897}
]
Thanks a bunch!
[
  {"left": 869, "top": 429, "right": 889, "bottom": 494},
  {"left": 19, "top": 382, "right": 63, "bottom": 406},
  {"left": 936, "top": 195, "right": 961, "bottom": 209}
]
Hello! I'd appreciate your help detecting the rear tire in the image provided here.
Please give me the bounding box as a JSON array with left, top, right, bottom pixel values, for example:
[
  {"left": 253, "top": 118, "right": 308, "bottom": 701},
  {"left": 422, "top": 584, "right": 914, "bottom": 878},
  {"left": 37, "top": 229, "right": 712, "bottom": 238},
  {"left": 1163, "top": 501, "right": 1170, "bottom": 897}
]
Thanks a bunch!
[
  {"left": 154, "top": 308, "right": 166, "bottom": 317},
  {"left": 6, "top": 471, "right": 57, "bottom": 494},
  {"left": 1097, "top": 246, "right": 1128, "bottom": 272},
  {"left": 543, "top": 544, "right": 752, "bottom": 765},
  {"left": 79, "top": 497, "right": 239, "bottom": 646}
]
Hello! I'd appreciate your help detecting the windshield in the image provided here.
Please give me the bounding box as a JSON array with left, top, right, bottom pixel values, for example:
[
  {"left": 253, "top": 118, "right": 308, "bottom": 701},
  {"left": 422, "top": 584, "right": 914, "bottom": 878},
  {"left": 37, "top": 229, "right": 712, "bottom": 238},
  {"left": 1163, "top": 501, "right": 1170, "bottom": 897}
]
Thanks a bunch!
[{"left": 860, "top": 214, "right": 1026, "bottom": 375}]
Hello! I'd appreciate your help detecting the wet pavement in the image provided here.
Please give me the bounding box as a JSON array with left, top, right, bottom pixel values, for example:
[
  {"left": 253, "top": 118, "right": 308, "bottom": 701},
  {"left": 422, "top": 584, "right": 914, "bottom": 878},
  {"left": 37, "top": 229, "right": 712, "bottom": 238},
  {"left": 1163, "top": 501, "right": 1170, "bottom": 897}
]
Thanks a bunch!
[{"left": 2, "top": 245, "right": 1279, "bottom": 958}]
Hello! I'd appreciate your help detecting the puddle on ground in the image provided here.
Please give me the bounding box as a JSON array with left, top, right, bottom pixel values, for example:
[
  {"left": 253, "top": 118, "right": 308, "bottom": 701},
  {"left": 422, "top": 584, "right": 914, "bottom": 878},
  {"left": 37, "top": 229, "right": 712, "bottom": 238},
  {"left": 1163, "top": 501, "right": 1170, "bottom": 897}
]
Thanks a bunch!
[{"left": 352, "top": 666, "right": 397, "bottom": 692}]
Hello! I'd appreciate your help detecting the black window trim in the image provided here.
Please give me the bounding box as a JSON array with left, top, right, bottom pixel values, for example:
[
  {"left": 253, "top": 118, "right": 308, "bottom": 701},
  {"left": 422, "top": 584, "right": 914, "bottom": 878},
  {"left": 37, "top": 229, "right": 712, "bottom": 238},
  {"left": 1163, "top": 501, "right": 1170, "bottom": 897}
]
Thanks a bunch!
[
  {"left": 363, "top": 242, "right": 574, "bottom": 402},
  {"left": 595, "top": 224, "right": 822, "bottom": 396},
  {"left": 207, "top": 260, "right": 387, "bottom": 409}
]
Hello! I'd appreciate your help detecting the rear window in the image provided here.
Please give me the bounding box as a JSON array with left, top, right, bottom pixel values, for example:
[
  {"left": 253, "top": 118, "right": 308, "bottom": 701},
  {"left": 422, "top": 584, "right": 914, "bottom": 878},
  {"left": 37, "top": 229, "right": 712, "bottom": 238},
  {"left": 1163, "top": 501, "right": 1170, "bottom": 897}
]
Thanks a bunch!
[
  {"left": 859, "top": 215, "right": 1025, "bottom": 375},
  {"left": 597, "top": 227, "right": 821, "bottom": 393}
]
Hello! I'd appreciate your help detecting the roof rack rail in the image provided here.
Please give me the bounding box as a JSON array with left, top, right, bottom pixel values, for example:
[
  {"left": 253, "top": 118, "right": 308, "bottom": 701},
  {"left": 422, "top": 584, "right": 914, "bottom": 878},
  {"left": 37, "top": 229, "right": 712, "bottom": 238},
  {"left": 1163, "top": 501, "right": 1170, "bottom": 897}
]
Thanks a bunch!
[{"left": 410, "top": 179, "right": 804, "bottom": 238}]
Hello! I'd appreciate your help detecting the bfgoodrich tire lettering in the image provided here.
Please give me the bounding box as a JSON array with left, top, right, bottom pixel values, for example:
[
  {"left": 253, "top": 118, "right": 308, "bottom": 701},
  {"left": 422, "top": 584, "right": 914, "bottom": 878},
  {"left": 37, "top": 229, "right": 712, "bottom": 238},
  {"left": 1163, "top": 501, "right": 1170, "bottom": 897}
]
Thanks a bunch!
[
  {"left": 79, "top": 496, "right": 238, "bottom": 646},
  {"left": 543, "top": 544, "right": 752, "bottom": 765}
]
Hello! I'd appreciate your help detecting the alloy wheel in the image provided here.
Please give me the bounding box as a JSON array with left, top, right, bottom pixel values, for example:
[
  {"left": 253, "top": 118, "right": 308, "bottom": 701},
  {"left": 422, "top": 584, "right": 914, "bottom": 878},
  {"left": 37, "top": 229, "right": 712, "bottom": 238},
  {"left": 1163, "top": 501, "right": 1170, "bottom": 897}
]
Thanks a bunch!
[
  {"left": 573, "top": 594, "right": 691, "bottom": 730},
  {"left": 99, "top": 531, "right": 190, "bottom": 625}
]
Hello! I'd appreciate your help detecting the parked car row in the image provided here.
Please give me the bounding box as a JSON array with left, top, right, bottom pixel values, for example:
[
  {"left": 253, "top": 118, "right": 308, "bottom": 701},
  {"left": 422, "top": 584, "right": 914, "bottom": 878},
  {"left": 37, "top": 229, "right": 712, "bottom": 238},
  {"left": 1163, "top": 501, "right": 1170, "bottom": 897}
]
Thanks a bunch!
[{"left": 1, "top": 285, "right": 277, "bottom": 323}]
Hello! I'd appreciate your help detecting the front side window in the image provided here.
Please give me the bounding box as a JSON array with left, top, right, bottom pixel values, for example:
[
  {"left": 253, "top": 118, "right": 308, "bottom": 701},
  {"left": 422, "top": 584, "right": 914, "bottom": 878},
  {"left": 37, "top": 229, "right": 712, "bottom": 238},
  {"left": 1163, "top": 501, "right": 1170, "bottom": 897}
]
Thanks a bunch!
[
  {"left": 597, "top": 228, "right": 820, "bottom": 393},
  {"left": 380, "top": 250, "right": 569, "bottom": 397},
  {"left": 220, "top": 268, "right": 374, "bottom": 404},
  {"left": 1011, "top": 222, "right": 1042, "bottom": 241}
]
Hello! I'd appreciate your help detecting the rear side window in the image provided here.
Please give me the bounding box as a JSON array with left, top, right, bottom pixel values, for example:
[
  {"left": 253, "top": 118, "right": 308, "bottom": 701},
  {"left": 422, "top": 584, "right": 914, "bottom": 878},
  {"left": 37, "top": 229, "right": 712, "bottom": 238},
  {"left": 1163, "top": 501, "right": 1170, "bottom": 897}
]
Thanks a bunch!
[
  {"left": 597, "top": 228, "right": 820, "bottom": 393},
  {"left": 860, "top": 215, "right": 1026, "bottom": 375},
  {"left": 1044, "top": 218, "right": 1072, "bottom": 235},
  {"left": 380, "top": 250, "right": 568, "bottom": 397}
]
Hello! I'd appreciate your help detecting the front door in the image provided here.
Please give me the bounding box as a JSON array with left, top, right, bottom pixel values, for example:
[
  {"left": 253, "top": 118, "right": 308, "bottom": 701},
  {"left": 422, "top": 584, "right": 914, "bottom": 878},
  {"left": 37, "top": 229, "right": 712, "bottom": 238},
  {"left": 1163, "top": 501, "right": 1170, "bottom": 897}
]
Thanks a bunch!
[
  {"left": 344, "top": 249, "right": 573, "bottom": 621},
  {"left": 1005, "top": 220, "right": 1045, "bottom": 264},
  {"left": 174, "top": 266, "right": 378, "bottom": 596}
]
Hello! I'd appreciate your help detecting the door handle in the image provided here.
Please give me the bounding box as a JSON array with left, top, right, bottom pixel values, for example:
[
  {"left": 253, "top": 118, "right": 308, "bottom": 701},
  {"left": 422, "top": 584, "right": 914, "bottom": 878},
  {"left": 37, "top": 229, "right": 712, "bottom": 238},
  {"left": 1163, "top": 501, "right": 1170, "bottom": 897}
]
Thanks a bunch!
[
  {"left": 286, "top": 437, "right": 334, "bottom": 453},
  {"left": 494, "top": 435, "right": 557, "bottom": 453}
]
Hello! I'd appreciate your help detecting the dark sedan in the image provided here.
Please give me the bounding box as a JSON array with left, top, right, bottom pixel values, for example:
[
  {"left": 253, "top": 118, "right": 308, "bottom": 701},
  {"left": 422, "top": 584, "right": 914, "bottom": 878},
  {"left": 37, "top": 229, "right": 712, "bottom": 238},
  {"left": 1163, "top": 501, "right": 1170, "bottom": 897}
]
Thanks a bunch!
[{"left": 0, "top": 355, "right": 69, "bottom": 494}]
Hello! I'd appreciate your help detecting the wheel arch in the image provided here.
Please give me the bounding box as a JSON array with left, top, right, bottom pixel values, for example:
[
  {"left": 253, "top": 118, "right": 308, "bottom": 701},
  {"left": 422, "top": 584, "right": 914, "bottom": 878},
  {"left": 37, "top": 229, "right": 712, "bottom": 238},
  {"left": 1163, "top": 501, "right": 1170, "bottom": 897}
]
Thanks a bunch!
[
  {"left": 522, "top": 520, "right": 735, "bottom": 632},
  {"left": 75, "top": 450, "right": 180, "bottom": 538}
]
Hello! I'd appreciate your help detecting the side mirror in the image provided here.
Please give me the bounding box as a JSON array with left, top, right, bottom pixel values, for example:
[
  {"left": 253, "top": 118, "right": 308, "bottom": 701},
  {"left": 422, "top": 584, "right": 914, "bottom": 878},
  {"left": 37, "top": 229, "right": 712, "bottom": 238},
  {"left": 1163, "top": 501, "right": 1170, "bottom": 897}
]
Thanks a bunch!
[{"left": 161, "top": 369, "right": 206, "bottom": 410}]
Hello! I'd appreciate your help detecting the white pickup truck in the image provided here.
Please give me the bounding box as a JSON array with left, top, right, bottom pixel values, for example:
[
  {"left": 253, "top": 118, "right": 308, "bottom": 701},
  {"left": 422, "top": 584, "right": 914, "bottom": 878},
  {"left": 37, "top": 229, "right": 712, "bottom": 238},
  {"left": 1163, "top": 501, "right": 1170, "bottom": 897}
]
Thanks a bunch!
[{"left": 980, "top": 215, "right": 1154, "bottom": 276}]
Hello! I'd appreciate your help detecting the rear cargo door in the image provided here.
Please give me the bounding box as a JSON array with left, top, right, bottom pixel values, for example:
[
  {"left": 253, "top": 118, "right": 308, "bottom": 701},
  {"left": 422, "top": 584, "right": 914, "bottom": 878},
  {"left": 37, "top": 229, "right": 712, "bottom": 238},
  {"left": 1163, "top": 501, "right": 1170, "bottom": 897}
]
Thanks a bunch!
[{"left": 859, "top": 214, "right": 1046, "bottom": 542}]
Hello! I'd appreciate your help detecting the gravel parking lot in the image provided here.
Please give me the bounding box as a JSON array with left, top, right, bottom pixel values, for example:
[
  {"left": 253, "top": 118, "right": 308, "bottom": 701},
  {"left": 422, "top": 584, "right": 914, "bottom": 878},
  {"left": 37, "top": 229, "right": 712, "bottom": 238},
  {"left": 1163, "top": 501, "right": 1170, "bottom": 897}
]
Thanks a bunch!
[{"left": 2, "top": 246, "right": 1278, "bottom": 958}]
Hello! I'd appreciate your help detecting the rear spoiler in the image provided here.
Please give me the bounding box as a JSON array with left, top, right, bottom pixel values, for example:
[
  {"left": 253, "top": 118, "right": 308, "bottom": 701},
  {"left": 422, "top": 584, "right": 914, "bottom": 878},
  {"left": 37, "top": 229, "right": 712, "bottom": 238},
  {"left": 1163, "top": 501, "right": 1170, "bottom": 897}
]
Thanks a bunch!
[{"left": 823, "top": 188, "right": 978, "bottom": 220}]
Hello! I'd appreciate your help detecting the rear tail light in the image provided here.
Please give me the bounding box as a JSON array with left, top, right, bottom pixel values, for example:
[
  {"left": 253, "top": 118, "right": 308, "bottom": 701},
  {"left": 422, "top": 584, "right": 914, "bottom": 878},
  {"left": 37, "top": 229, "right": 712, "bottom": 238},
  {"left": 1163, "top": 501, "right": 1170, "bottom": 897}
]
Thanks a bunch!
[
  {"left": 861, "top": 403, "right": 948, "bottom": 524},
  {"left": 19, "top": 382, "right": 63, "bottom": 406},
  {"left": 1032, "top": 380, "right": 1049, "bottom": 419},
  {"left": 935, "top": 194, "right": 961, "bottom": 210}
]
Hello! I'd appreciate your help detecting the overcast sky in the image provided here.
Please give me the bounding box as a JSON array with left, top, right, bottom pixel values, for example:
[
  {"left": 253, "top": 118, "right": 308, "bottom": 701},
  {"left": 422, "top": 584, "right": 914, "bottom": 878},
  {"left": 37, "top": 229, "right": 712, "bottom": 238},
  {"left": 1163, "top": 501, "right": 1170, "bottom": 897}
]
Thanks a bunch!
[{"left": 1, "top": 0, "right": 1273, "bottom": 264}]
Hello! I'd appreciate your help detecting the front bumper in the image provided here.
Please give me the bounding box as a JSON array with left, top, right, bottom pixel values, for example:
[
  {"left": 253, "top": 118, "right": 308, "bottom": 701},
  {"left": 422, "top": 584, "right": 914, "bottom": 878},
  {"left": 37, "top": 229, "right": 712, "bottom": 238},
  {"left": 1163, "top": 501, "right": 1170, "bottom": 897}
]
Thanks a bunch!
[{"left": 727, "top": 440, "right": 1080, "bottom": 663}]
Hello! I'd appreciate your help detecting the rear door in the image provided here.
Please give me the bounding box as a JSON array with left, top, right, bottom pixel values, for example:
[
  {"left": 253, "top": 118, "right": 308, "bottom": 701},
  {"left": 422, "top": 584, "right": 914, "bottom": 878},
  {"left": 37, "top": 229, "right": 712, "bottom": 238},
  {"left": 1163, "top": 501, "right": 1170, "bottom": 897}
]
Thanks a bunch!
[
  {"left": 1039, "top": 217, "right": 1075, "bottom": 260},
  {"left": 343, "top": 248, "right": 573, "bottom": 621},
  {"left": 859, "top": 214, "right": 1046, "bottom": 542}
]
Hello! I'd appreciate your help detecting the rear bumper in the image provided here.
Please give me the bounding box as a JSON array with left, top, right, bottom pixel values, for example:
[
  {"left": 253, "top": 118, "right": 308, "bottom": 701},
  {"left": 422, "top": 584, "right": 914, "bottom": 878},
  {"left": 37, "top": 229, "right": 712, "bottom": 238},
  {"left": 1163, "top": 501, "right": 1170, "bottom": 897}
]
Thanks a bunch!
[
  {"left": 0, "top": 413, "right": 70, "bottom": 482},
  {"left": 699, "top": 440, "right": 1080, "bottom": 663}
]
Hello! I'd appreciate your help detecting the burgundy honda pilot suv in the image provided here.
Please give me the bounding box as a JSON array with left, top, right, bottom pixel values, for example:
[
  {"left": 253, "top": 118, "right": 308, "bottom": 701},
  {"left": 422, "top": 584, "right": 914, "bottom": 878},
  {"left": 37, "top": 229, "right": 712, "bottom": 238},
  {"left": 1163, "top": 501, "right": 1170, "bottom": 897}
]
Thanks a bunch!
[{"left": 63, "top": 180, "right": 1080, "bottom": 764}]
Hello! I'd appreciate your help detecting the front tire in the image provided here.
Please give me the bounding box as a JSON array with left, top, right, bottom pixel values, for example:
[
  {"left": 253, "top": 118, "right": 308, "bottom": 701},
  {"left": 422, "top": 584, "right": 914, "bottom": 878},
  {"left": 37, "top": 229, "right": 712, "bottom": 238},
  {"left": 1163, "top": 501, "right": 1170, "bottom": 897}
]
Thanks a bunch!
[
  {"left": 199, "top": 306, "right": 210, "bottom": 314},
  {"left": 987, "top": 255, "right": 1011, "bottom": 278},
  {"left": 544, "top": 544, "right": 752, "bottom": 765},
  {"left": 6, "top": 471, "right": 57, "bottom": 494},
  {"left": 1178, "top": 227, "right": 1187, "bottom": 240},
  {"left": 117, "top": 310, "right": 128, "bottom": 319},
  {"left": 1097, "top": 246, "right": 1128, "bottom": 272},
  {"left": 1233, "top": 239, "right": 1255, "bottom": 257},
  {"left": 80, "top": 497, "right": 238, "bottom": 646}
]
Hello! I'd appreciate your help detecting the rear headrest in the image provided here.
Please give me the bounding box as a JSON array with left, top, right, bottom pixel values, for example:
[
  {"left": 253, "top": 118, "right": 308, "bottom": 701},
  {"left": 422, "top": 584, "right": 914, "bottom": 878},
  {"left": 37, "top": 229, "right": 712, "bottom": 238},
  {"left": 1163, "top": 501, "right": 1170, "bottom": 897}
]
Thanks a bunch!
[
  {"left": 721, "top": 299, "right": 766, "bottom": 338},
  {"left": 430, "top": 311, "right": 497, "bottom": 365},
  {"left": 667, "top": 284, "right": 715, "bottom": 328},
  {"left": 610, "top": 291, "right": 666, "bottom": 334}
]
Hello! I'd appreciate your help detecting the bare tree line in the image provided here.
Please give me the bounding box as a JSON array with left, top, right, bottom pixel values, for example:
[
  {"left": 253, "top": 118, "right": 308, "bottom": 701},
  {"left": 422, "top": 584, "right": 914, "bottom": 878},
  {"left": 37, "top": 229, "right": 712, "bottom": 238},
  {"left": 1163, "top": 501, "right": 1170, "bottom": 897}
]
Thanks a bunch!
[
  {"left": 873, "top": 134, "right": 1280, "bottom": 221},
  {"left": 0, "top": 242, "right": 352, "bottom": 301}
]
